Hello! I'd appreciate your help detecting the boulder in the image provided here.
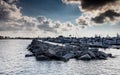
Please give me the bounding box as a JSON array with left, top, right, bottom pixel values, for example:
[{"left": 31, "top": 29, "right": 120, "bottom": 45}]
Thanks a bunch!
[
  {"left": 62, "top": 53, "right": 75, "bottom": 61},
  {"left": 97, "top": 51, "right": 108, "bottom": 59},
  {"left": 48, "top": 49, "right": 56, "bottom": 55},
  {"left": 74, "top": 51, "right": 82, "bottom": 59},
  {"left": 25, "top": 54, "right": 34, "bottom": 57},
  {"left": 78, "top": 54, "right": 91, "bottom": 60},
  {"left": 87, "top": 51, "right": 96, "bottom": 59},
  {"left": 98, "top": 55, "right": 107, "bottom": 59},
  {"left": 80, "top": 50, "right": 89, "bottom": 56},
  {"left": 43, "top": 49, "right": 62, "bottom": 60},
  {"left": 107, "top": 53, "right": 115, "bottom": 58},
  {"left": 55, "top": 50, "right": 68, "bottom": 57},
  {"left": 36, "top": 55, "right": 51, "bottom": 61}
]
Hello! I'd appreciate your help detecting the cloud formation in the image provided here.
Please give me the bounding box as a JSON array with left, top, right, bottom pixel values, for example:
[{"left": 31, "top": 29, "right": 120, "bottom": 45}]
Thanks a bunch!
[
  {"left": 0, "top": 0, "right": 77, "bottom": 36},
  {"left": 63, "top": 0, "right": 120, "bottom": 25},
  {"left": 92, "top": 10, "right": 120, "bottom": 23},
  {"left": 0, "top": 0, "right": 22, "bottom": 21}
]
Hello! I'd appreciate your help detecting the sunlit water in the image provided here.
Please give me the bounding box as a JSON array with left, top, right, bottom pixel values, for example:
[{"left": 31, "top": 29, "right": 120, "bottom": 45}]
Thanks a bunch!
[{"left": 0, "top": 40, "right": 120, "bottom": 75}]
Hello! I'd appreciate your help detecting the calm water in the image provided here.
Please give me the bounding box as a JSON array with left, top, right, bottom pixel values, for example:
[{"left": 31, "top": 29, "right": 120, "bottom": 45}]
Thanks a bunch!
[{"left": 0, "top": 40, "right": 120, "bottom": 75}]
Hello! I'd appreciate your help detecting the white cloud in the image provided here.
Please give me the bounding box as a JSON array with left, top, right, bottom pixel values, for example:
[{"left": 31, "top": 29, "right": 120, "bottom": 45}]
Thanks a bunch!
[{"left": 0, "top": 0, "right": 81, "bottom": 37}]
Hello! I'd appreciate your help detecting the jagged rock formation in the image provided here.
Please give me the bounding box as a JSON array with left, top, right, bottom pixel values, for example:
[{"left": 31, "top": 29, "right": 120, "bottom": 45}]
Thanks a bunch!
[{"left": 26, "top": 39, "right": 115, "bottom": 61}]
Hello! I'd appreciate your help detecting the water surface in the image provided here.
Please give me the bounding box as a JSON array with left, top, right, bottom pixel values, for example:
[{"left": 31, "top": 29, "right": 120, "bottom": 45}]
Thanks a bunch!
[{"left": 0, "top": 40, "right": 120, "bottom": 75}]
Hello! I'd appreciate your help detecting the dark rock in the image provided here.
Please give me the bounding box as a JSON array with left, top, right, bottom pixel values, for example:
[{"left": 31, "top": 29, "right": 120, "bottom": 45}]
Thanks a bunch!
[
  {"left": 74, "top": 51, "right": 82, "bottom": 58},
  {"left": 25, "top": 54, "right": 34, "bottom": 57},
  {"left": 62, "top": 53, "right": 75, "bottom": 61},
  {"left": 107, "top": 53, "right": 116, "bottom": 58},
  {"left": 78, "top": 54, "right": 91, "bottom": 60},
  {"left": 98, "top": 55, "right": 107, "bottom": 60},
  {"left": 87, "top": 51, "right": 96, "bottom": 59},
  {"left": 55, "top": 50, "right": 69, "bottom": 57},
  {"left": 26, "top": 39, "right": 114, "bottom": 61},
  {"left": 97, "top": 51, "right": 108, "bottom": 59},
  {"left": 43, "top": 49, "right": 63, "bottom": 60},
  {"left": 36, "top": 55, "right": 51, "bottom": 61}
]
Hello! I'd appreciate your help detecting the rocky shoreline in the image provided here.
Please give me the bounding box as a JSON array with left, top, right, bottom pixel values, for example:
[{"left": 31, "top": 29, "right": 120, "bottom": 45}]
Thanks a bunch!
[{"left": 26, "top": 39, "right": 115, "bottom": 61}]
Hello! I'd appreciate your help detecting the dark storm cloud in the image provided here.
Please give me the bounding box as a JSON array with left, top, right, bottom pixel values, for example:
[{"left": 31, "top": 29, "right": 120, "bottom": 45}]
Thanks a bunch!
[
  {"left": 92, "top": 10, "right": 120, "bottom": 23},
  {"left": 3, "top": 0, "right": 19, "bottom": 4},
  {"left": 63, "top": 0, "right": 120, "bottom": 25},
  {"left": 64, "top": 0, "right": 117, "bottom": 10},
  {"left": 81, "top": 0, "right": 117, "bottom": 10}
]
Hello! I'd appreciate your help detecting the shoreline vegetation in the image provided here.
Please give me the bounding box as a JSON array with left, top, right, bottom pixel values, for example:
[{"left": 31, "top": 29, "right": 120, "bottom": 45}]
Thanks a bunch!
[
  {"left": 0, "top": 35, "right": 33, "bottom": 39},
  {"left": 25, "top": 34, "right": 120, "bottom": 61}
]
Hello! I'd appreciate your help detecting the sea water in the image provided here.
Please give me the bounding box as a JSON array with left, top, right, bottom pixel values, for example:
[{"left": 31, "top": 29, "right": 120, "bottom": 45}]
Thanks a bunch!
[{"left": 0, "top": 40, "right": 120, "bottom": 75}]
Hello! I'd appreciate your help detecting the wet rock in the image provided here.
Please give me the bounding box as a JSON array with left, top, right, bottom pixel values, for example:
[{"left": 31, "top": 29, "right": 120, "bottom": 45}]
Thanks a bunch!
[
  {"left": 25, "top": 54, "right": 34, "bottom": 57},
  {"left": 55, "top": 51, "right": 66, "bottom": 57},
  {"left": 87, "top": 51, "right": 96, "bottom": 59},
  {"left": 43, "top": 49, "right": 62, "bottom": 60},
  {"left": 97, "top": 51, "right": 108, "bottom": 59},
  {"left": 62, "top": 53, "right": 75, "bottom": 61},
  {"left": 36, "top": 55, "right": 51, "bottom": 61},
  {"left": 74, "top": 51, "right": 82, "bottom": 58},
  {"left": 78, "top": 54, "right": 91, "bottom": 60},
  {"left": 107, "top": 53, "right": 116, "bottom": 58}
]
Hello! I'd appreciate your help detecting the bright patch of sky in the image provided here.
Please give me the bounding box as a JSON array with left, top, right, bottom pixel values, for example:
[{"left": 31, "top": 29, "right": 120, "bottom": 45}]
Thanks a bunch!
[{"left": 19, "top": 0, "right": 81, "bottom": 23}]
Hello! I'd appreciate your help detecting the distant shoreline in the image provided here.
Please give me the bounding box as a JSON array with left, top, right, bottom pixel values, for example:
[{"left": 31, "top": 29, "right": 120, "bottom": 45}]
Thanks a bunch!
[{"left": 0, "top": 38, "right": 33, "bottom": 40}]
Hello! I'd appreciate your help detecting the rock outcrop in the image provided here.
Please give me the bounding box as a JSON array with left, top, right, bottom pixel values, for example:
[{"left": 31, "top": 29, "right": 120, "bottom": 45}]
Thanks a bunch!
[{"left": 26, "top": 39, "right": 114, "bottom": 61}]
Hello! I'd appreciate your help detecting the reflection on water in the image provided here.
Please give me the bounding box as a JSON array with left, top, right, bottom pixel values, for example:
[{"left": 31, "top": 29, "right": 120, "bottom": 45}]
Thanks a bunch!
[{"left": 0, "top": 40, "right": 120, "bottom": 75}]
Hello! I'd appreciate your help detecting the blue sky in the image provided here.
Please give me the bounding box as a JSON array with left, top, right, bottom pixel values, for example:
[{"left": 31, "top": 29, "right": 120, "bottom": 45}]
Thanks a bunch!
[{"left": 19, "top": 0, "right": 81, "bottom": 23}]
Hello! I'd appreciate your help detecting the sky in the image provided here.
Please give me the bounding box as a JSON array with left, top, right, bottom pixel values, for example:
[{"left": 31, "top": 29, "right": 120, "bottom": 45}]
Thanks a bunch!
[
  {"left": 0, "top": 0, "right": 120, "bottom": 37},
  {"left": 19, "top": 0, "right": 81, "bottom": 23}
]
